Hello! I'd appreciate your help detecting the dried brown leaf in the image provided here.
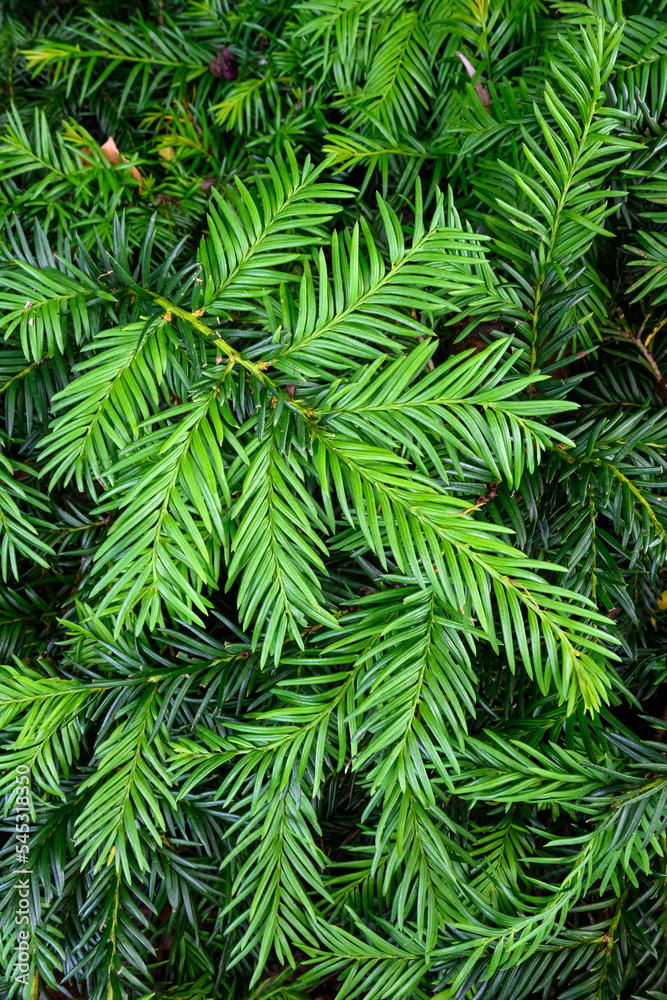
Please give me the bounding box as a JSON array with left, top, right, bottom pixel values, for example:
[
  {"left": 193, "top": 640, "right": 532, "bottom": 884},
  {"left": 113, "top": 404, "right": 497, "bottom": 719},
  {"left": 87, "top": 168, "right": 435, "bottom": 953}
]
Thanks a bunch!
[
  {"left": 455, "top": 50, "right": 491, "bottom": 107},
  {"left": 209, "top": 47, "right": 238, "bottom": 80},
  {"left": 100, "top": 136, "right": 143, "bottom": 189}
]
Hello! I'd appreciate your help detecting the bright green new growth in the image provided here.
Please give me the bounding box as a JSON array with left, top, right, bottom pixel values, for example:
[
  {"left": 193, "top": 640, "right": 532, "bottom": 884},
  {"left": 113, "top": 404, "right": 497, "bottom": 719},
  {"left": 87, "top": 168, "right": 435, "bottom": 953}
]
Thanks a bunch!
[{"left": 2, "top": 1, "right": 667, "bottom": 999}]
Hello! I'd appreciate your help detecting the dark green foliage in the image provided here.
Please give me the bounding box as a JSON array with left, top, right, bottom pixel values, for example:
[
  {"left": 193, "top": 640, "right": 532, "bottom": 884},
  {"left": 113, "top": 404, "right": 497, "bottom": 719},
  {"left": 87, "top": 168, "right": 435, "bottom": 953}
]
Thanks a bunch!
[{"left": 4, "top": 0, "right": 667, "bottom": 998}]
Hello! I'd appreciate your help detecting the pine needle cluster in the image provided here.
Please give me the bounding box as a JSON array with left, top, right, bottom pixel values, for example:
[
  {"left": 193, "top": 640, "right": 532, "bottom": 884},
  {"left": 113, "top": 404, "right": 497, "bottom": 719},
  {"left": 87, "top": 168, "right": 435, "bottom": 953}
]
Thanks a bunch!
[{"left": 3, "top": 1, "right": 667, "bottom": 998}]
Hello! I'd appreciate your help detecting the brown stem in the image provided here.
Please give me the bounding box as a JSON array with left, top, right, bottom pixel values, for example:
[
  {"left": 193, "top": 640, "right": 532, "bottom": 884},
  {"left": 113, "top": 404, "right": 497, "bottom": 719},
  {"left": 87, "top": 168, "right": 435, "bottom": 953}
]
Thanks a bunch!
[{"left": 618, "top": 309, "right": 666, "bottom": 389}]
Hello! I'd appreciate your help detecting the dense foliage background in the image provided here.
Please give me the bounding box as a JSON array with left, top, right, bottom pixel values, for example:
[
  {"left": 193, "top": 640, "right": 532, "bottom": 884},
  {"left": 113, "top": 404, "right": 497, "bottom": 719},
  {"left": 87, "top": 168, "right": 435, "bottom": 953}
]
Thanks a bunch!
[{"left": 5, "top": 0, "right": 667, "bottom": 998}]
